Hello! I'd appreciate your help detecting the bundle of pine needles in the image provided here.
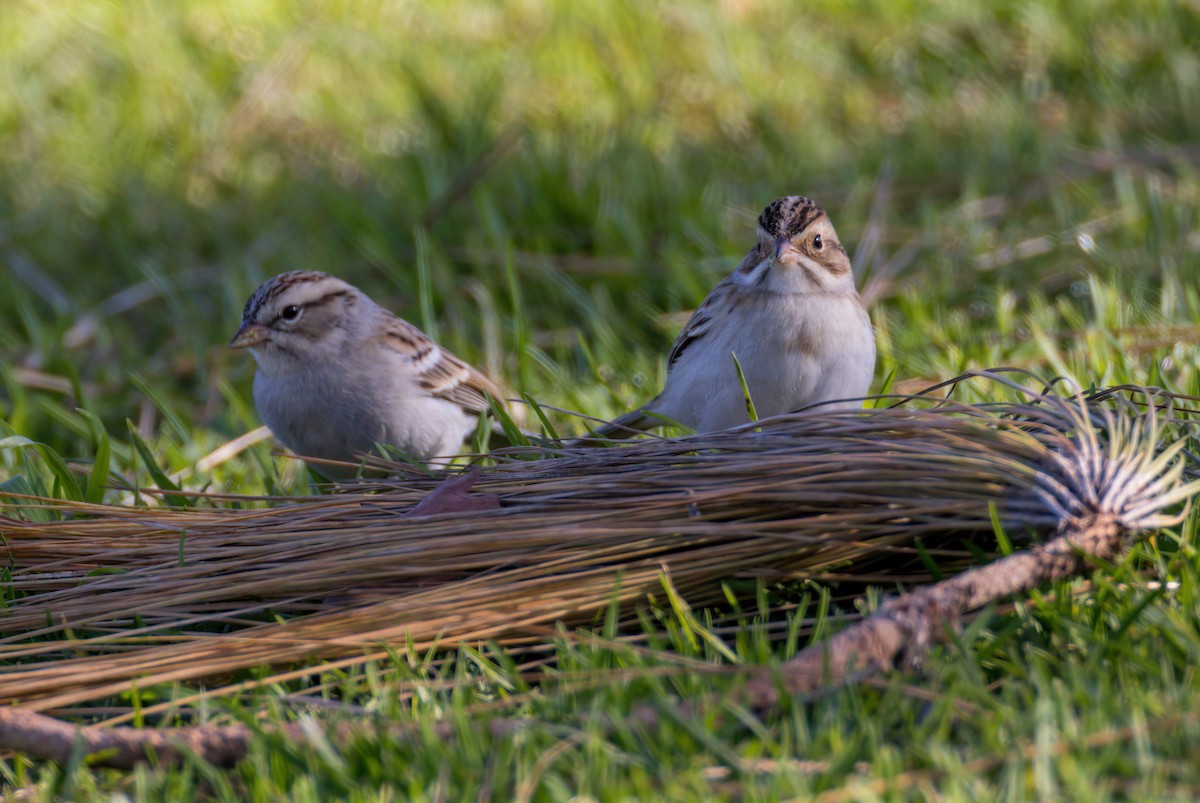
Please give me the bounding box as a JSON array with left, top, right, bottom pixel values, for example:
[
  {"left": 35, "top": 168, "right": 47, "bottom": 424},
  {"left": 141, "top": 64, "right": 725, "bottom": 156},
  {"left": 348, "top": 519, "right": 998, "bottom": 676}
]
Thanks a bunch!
[{"left": 0, "top": 375, "right": 1196, "bottom": 716}]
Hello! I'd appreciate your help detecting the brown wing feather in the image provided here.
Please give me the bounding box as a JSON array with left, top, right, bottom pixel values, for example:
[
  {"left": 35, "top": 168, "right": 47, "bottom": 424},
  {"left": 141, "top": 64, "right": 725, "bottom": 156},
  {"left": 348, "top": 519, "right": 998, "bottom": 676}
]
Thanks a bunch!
[
  {"left": 587, "top": 280, "right": 735, "bottom": 440},
  {"left": 666, "top": 277, "right": 735, "bottom": 368},
  {"left": 381, "top": 315, "right": 505, "bottom": 414}
]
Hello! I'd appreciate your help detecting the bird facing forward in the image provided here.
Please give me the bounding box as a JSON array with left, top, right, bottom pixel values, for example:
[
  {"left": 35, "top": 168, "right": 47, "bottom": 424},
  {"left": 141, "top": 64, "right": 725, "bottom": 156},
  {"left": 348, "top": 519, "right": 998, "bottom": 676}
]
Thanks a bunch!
[
  {"left": 230, "top": 271, "right": 507, "bottom": 478},
  {"left": 592, "top": 196, "right": 875, "bottom": 438}
]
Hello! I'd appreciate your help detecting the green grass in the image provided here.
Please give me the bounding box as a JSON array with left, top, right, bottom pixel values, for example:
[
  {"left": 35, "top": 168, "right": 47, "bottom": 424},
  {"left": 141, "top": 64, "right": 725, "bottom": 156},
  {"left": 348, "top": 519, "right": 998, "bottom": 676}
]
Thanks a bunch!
[{"left": 2, "top": 0, "right": 1200, "bottom": 798}]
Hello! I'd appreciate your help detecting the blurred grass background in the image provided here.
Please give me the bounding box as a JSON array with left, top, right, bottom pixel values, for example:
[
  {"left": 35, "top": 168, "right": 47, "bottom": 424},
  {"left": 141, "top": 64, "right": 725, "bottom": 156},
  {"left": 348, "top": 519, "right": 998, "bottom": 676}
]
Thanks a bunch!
[
  {"left": 2, "top": 0, "right": 1200, "bottom": 798},
  {"left": 2, "top": 0, "right": 1198, "bottom": 491}
]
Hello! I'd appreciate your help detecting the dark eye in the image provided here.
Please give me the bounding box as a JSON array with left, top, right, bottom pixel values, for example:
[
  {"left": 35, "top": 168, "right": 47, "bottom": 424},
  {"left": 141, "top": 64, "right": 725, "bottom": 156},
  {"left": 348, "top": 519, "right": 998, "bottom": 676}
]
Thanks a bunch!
[
  {"left": 280, "top": 305, "right": 301, "bottom": 322},
  {"left": 813, "top": 233, "right": 824, "bottom": 251}
]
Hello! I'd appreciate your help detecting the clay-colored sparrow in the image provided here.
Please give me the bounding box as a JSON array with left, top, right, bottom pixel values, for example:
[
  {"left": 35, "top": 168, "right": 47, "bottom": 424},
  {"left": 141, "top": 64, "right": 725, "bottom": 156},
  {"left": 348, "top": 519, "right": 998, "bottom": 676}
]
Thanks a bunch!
[
  {"left": 593, "top": 196, "right": 875, "bottom": 438},
  {"left": 230, "top": 271, "right": 507, "bottom": 477}
]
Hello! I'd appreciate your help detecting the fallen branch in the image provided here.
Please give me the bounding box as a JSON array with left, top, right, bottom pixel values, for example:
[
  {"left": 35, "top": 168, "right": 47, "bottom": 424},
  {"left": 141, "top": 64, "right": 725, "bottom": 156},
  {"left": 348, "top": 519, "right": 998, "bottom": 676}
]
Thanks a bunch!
[
  {"left": 743, "top": 511, "right": 1122, "bottom": 706},
  {"left": 0, "top": 703, "right": 536, "bottom": 770},
  {"left": 0, "top": 707, "right": 252, "bottom": 769},
  {"left": 0, "top": 384, "right": 1195, "bottom": 770},
  {"left": 0, "top": 503, "right": 1156, "bottom": 770},
  {"left": 746, "top": 391, "right": 1197, "bottom": 703},
  {"left": 0, "top": 508, "right": 1157, "bottom": 769}
]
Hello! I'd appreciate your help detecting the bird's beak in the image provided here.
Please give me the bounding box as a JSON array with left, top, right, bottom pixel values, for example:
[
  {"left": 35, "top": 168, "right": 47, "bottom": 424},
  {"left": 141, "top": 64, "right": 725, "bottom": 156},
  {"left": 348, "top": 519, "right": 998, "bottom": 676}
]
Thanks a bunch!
[
  {"left": 229, "top": 323, "right": 268, "bottom": 349},
  {"left": 773, "top": 237, "right": 793, "bottom": 262}
]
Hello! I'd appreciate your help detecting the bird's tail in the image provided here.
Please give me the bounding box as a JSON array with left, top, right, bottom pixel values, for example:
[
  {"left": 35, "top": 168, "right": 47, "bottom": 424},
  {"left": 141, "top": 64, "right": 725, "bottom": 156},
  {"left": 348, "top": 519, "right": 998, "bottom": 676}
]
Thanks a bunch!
[{"left": 577, "top": 407, "right": 659, "bottom": 443}]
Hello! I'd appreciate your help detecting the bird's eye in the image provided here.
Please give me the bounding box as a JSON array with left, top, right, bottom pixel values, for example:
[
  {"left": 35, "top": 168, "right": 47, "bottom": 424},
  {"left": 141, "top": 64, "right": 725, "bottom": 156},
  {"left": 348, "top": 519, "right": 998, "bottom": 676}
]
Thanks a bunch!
[
  {"left": 280, "top": 305, "right": 302, "bottom": 323},
  {"left": 813, "top": 233, "right": 824, "bottom": 251}
]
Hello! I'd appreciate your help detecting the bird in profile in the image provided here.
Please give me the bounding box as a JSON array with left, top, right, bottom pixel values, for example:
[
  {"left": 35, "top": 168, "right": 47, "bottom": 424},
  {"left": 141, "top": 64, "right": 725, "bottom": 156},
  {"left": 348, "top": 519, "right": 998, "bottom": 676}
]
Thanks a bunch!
[
  {"left": 230, "top": 271, "right": 511, "bottom": 478},
  {"left": 592, "top": 196, "right": 875, "bottom": 438}
]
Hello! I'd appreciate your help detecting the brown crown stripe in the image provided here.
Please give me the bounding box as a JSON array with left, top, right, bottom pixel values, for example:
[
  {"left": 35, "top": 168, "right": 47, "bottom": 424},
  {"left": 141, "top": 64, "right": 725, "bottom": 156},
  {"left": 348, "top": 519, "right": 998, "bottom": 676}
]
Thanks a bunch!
[
  {"left": 242, "top": 271, "right": 339, "bottom": 322},
  {"left": 757, "top": 196, "right": 825, "bottom": 240}
]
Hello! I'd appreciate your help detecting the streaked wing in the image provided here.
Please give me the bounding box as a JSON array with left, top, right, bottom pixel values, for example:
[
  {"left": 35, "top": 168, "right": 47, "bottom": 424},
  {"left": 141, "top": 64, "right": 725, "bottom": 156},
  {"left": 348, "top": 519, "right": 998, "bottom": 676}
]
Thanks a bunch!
[
  {"left": 666, "top": 277, "right": 735, "bottom": 369},
  {"left": 382, "top": 315, "right": 504, "bottom": 414}
]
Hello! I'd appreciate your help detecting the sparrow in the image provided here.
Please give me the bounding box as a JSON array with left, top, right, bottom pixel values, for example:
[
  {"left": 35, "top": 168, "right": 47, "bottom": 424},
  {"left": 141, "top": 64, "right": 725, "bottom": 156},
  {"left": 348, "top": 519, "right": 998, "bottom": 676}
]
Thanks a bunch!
[
  {"left": 230, "top": 271, "right": 509, "bottom": 478},
  {"left": 592, "top": 196, "right": 875, "bottom": 438}
]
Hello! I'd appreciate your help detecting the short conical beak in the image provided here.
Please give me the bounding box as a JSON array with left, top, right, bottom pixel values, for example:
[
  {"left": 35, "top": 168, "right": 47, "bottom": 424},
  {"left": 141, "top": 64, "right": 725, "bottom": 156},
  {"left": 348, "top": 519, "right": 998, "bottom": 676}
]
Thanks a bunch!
[
  {"left": 229, "top": 323, "right": 268, "bottom": 349},
  {"left": 773, "top": 237, "right": 790, "bottom": 261}
]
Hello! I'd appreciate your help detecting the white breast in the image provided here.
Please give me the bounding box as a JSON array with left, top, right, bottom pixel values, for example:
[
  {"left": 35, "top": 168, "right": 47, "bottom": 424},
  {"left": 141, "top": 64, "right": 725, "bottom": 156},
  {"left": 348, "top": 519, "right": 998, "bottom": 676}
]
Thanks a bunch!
[{"left": 650, "top": 291, "right": 875, "bottom": 432}]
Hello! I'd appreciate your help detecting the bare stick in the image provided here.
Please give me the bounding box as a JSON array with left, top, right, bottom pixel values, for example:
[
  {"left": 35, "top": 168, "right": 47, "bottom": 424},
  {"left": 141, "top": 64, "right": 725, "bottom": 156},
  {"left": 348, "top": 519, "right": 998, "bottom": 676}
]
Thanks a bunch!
[
  {"left": 0, "top": 708, "right": 252, "bottom": 769},
  {"left": 741, "top": 512, "right": 1122, "bottom": 706}
]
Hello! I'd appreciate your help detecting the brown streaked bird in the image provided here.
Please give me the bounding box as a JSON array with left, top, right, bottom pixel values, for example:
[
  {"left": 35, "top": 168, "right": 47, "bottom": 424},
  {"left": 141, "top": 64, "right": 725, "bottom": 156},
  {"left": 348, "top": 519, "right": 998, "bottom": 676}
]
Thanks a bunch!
[
  {"left": 230, "top": 271, "right": 509, "bottom": 478},
  {"left": 592, "top": 196, "right": 875, "bottom": 438}
]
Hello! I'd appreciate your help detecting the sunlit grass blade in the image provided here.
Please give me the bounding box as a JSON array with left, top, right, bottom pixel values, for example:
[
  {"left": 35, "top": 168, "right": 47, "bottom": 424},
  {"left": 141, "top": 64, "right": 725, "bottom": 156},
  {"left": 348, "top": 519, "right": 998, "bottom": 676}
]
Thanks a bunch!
[
  {"left": 0, "top": 436, "right": 83, "bottom": 504},
  {"left": 125, "top": 421, "right": 191, "bottom": 508},
  {"left": 730, "top": 351, "right": 759, "bottom": 423},
  {"left": 78, "top": 410, "right": 111, "bottom": 505}
]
